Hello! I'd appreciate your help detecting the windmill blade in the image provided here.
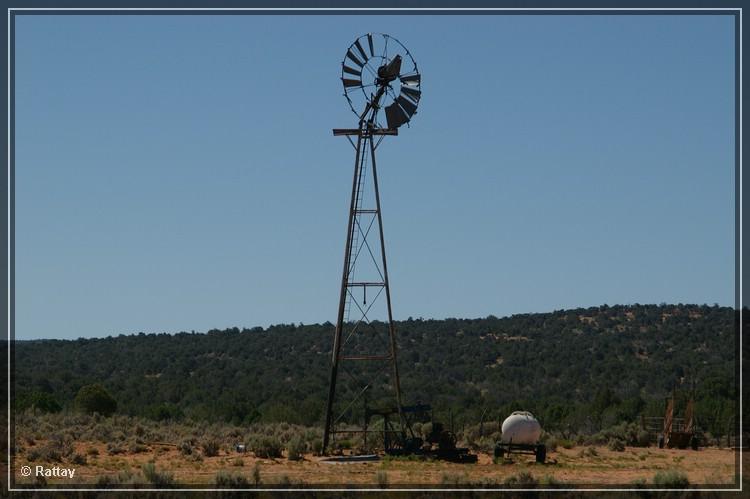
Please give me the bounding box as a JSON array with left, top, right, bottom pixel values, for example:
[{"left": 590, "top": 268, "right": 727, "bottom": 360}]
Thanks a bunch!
[
  {"left": 400, "top": 73, "right": 420, "bottom": 86},
  {"left": 385, "top": 101, "right": 410, "bottom": 129},
  {"left": 342, "top": 78, "right": 362, "bottom": 88},
  {"left": 346, "top": 49, "right": 364, "bottom": 67},
  {"left": 343, "top": 65, "right": 362, "bottom": 77},
  {"left": 367, "top": 34, "right": 374, "bottom": 57},
  {"left": 396, "top": 95, "right": 418, "bottom": 117},
  {"left": 400, "top": 86, "right": 421, "bottom": 102},
  {"left": 354, "top": 40, "right": 369, "bottom": 62}
]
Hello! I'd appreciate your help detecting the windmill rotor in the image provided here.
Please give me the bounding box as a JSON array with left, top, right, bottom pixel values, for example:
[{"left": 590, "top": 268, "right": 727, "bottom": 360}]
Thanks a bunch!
[{"left": 340, "top": 33, "right": 421, "bottom": 129}]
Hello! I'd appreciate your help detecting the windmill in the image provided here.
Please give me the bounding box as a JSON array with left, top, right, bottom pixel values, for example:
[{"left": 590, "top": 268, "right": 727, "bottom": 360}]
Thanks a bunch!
[{"left": 323, "top": 33, "right": 421, "bottom": 453}]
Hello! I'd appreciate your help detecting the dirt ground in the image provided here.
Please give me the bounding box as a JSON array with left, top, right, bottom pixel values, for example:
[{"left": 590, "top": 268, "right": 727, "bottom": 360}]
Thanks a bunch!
[{"left": 10, "top": 440, "right": 740, "bottom": 488}]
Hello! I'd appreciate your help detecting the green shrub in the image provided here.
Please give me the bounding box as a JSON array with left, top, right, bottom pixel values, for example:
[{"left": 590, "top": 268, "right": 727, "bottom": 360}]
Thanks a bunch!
[
  {"left": 636, "top": 430, "right": 651, "bottom": 447},
  {"left": 376, "top": 470, "right": 388, "bottom": 488},
  {"left": 141, "top": 462, "right": 174, "bottom": 487},
  {"left": 475, "top": 436, "right": 495, "bottom": 453},
  {"left": 74, "top": 384, "right": 117, "bottom": 417},
  {"left": 541, "top": 475, "right": 564, "bottom": 486},
  {"left": 26, "top": 448, "right": 41, "bottom": 461},
  {"left": 128, "top": 442, "right": 148, "bottom": 454},
  {"left": 251, "top": 462, "right": 261, "bottom": 486},
  {"left": 50, "top": 434, "right": 74, "bottom": 458},
  {"left": 37, "top": 443, "right": 62, "bottom": 462},
  {"left": 584, "top": 433, "right": 608, "bottom": 446},
  {"left": 597, "top": 422, "right": 647, "bottom": 447},
  {"left": 332, "top": 439, "right": 352, "bottom": 452},
  {"left": 577, "top": 446, "right": 598, "bottom": 458},
  {"left": 201, "top": 438, "right": 220, "bottom": 457},
  {"left": 18, "top": 391, "right": 62, "bottom": 414},
  {"left": 311, "top": 439, "right": 323, "bottom": 456},
  {"left": 179, "top": 438, "right": 194, "bottom": 456},
  {"left": 215, "top": 470, "right": 249, "bottom": 487},
  {"left": 503, "top": 471, "right": 538, "bottom": 487},
  {"left": 95, "top": 474, "right": 120, "bottom": 488},
  {"left": 477, "top": 476, "right": 499, "bottom": 487},
  {"left": 440, "top": 472, "right": 466, "bottom": 486},
  {"left": 106, "top": 442, "right": 125, "bottom": 455},
  {"left": 631, "top": 478, "right": 648, "bottom": 488},
  {"left": 607, "top": 438, "right": 625, "bottom": 452},
  {"left": 544, "top": 435, "right": 558, "bottom": 452},
  {"left": 286, "top": 436, "right": 304, "bottom": 461},
  {"left": 253, "top": 436, "right": 282, "bottom": 459},
  {"left": 117, "top": 469, "right": 136, "bottom": 484},
  {"left": 70, "top": 453, "right": 87, "bottom": 465},
  {"left": 653, "top": 469, "right": 689, "bottom": 487},
  {"left": 145, "top": 403, "right": 183, "bottom": 422}
]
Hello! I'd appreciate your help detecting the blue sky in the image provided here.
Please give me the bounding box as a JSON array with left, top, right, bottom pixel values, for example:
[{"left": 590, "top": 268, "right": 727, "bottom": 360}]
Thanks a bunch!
[{"left": 14, "top": 14, "right": 735, "bottom": 340}]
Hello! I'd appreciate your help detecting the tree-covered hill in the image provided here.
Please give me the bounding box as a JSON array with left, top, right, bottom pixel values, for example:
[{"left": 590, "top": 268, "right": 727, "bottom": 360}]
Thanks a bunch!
[{"left": 14, "top": 304, "right": 740, "bottom": 437}]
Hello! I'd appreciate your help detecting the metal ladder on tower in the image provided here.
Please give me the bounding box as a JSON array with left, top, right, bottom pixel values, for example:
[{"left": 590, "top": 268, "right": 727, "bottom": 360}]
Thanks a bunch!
[{"left": 343, "top": 138, "right": 369, "bottom": 323}]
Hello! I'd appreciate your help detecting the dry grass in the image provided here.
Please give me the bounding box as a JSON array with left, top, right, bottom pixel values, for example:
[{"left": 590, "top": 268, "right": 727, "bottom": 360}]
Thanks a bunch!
[
  {"left": 10, "top": 413, "right": 738, "bottom": 488},
  {"left": 11, "top": 439, "right": 738, "bottom": 487}
]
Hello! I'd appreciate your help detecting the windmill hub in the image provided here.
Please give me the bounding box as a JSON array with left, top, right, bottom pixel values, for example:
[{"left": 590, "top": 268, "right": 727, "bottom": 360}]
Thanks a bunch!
[{"left": 376, "top": 55, "right": 402, "bottom": 85}]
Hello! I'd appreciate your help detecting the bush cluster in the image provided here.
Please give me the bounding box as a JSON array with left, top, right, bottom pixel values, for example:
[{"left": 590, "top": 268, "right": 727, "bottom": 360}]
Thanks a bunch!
[
  {"left": 215, "top": 470, "right": 250, "bottom": 487},
  {"left": 653, "top": 469, "right": 690, "bottom": 487},
  {"left": 286, "top": 436, "right": 305, "bottom": 461},
  {"left": 607, "top": 438, "right": 626, "bottom": 452},
  {"left": 201, "top": 438, "right": 220, "bottom": 457},
  {"left": 141, "top": 462, "right": 174, "bottom": 487},
  {"left": 503, "top": 471, "right": 538, "bottom": 487},
  {"left": 251, "top": 436, "right": 283, "bottom": 459}
]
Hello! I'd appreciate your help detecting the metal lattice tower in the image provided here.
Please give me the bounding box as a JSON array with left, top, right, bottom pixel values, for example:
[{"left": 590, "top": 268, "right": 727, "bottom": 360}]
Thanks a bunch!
[{"left": 323, "top": 33, "right": 421, "bottom": 453}]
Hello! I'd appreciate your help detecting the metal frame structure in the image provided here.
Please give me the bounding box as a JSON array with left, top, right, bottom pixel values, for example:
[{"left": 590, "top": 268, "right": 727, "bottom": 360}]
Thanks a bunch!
[
  {"left": 323, "top": 34, "right": 421, "bottom": 455},
  {"left": 323, "top": 99, "right": 403, "bottom": 454}
]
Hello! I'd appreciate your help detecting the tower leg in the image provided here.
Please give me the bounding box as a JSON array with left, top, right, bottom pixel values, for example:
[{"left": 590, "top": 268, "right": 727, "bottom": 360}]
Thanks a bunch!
[
  {"left": 368, "top": 134, "right": 405, "bottom": 435},
  {"left": 323, "top": 132, "right": 365, "bottom": 453}
]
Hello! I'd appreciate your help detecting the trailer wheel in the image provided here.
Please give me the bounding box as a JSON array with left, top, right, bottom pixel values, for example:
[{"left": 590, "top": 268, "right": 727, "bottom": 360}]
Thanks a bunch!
[
  {"left": 494, "top": 444, "right": 504, "bottom": 459},
  {"left": 690, "top": 435, "right": 698, "bottom": 451},
  {"left": 657, "top": 434, "right": 664, "bottom": 449},
  {"left": 535, "top": 444, "right": 546, "bottom": 463}
]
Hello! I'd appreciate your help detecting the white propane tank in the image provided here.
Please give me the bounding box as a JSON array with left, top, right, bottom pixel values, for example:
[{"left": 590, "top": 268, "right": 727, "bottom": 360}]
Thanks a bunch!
[{"left": 500, "top": 411, "right": 542, "bottom": 445}]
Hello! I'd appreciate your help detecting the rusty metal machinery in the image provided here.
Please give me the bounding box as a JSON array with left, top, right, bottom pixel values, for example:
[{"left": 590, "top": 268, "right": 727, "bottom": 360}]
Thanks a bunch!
[
  {"left": 366, "top": 404, "right": 477, "bottom": 463},
  {"left": 641, "top": 387, "right": 701, "bottom": 450},
  {"left": 322, "top": 34, "right": 421, "bottom": 454},
  {"left": 660, "top": 389, "right": 699, "bottom": 450}
]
